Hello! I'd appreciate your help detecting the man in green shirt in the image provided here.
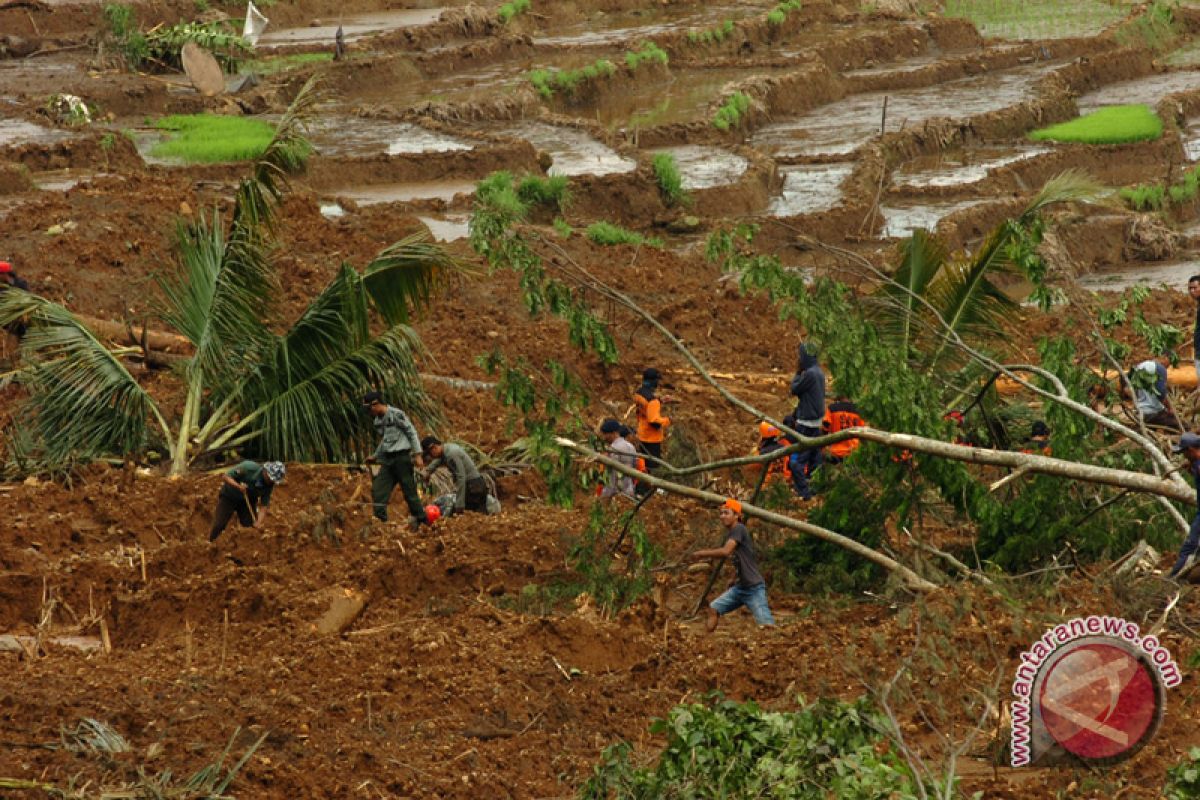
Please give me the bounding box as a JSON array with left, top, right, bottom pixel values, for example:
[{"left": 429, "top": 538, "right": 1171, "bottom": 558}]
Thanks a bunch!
[
  {"left": 208, "top": 460, "right": 286, "bottom": 541},
  {"left": 363, "top": 391, "right": 428, "bottom": 527},
  {"left": 421, "top": 436, "right": 488, "bottom": 515}
]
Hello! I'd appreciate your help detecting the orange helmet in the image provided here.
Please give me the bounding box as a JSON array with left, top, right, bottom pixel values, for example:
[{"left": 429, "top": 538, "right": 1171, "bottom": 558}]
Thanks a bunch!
[{"left": 759, "top": 421, "right": 780, "bottom": 439}]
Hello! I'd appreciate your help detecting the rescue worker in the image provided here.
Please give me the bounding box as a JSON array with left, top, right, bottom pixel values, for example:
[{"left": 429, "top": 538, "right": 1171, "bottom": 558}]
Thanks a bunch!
[
  {"left": 756, "top": 421, "right": 789, "bottom": 484},
  {"left": 362, "top": 391, "right": 428, "bottom": 527},
  {"left": 1169, "top": 432, "right": 1200, "bottom": 580},
  {"left": 634, "top": 367, "right": 672, "bottom": 472},
  {"left": 0, "top": 260, "right": 30, "bottom": 339},
  {"left": 822, "top": 397, "right": 865, "bottom": 464},
  {"left": 689, "top": 498, "right": 775, "bottom": 631},
  {"left": 598, "top": 418, "right": 639, "bottom": 500},
  {"left": 789, "top": 344, "right": 825, "bottom": 500},
  {"left": 1130, "top": 354, "right": 1182, "bottom": 432},
  {"left": 421, "top": 436, "right": 488, "bottom": 515},
  {"left": 208, "top": 460, "right": 285, "bottom": 542}
]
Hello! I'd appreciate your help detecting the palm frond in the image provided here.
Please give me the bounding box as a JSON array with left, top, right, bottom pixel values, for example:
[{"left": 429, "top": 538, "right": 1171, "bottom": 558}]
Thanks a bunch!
[
  {"left": 1015, "top": 169, "right": 1106, "bottom": 223},
  {"left": 363, "top": 232, "right": 463, "bottom": 325},
  {"left": 0, "top": 290, "right": 162, "bottom": 463},
  {"left": 880, "top": 228, "right": 947, "bottom": 352},
  {"left": 230, "top": 266, "right": 435, "bottom": 462},
  {"left": 156, "top": 211, "right": 275, "bottom": 389},
  {"left": 233, "top": 75, "right": 323, "bottom": 231}
]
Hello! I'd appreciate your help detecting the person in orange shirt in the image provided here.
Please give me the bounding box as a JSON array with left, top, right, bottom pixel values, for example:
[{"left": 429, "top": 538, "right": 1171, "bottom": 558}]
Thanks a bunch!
[
  {"left": 634, "top": 367, "right": 672, "bottom": 473},
  {"left": 757, "top": 421, "right": 790, "bottom": 484},
  {"left": 822, "top": 398, "right": 865, "bottom": 464}
]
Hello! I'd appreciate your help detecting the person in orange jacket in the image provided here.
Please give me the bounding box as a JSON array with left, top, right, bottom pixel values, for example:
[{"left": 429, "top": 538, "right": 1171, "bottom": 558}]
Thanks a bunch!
[
  {"left": 634, "top": 367, "right": 672, "bottom": 473},
  {"left": 823, "top": 398, "right": 865, "bottom": 464},
  {"left": 757, "top": 421, "right": 790, "bottom": 484}
]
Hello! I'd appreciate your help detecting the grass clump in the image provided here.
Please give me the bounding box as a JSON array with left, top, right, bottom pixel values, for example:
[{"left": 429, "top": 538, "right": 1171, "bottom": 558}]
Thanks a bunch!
[
  {"left": 767, "top": 0, "right": 802, "bottom": 26},
  {"left": 529, "top": 58, "right": 617, "bottom": 99},
  {"left": 553, "top": 217, "right": 574, "bottom": 238},
  {"left": 625, "top": 41, "right": 668, "bottom": 70},
  {"left": 1115, "top": 0, "right": 1179, "bottom": 53},
  {"left": 1029, "top": 105, "right": 1162, "bottom": 145},
  {"left": 498, "top": 0, "right": 531, "bottom": 24},
  {"left": 518, "top": 174, "right": 571, "bottom": 212},
  {"left": 652, "top": 152, "right": 690, "bottom": 207},
  {"left": 241, "top": 52, "right": 333, "bottom": 75},
  {"left": 712, "top": 91, "right": 752, "bottom": 132},
  {"left": 586, "top": 221, "right": 662, "bottom": 248},
  {"left": 475, "top": 171, "right": 570, "bottom": 216},
  {"left": 1120, "top": 164, "right": 1200, "bottom": 211},
  {"left": 688, "top": 19, "right": 736, "bottom": 45},
  {"left": 152, "top": 114, "right": 309, "bottom": 165}
]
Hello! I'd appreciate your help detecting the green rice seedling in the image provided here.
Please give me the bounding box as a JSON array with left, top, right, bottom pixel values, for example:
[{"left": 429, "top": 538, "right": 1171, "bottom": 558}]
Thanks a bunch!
[
  {"left": 517, "top": 174, "right": 571, "bottom": 211},
  {"left": 529, "top": 59, "right": 617, "bottom": 99},
  {"left": 625, "top": 42, "right": 668, "bottom": 70},
  {"left": 767, "top": 9, "right": 786, "bottom": 25},
  {"left": 768, "top": 0, "right": 802, "bottom": 25},
  {"left": 1119, "top": 184, "right": 1166, "bottom": 211},
  {"left": 553, "top": 217, "right": 574, "bottom": 237},
  {"left": 712, "top": 91, "right": 752, "bottom": 132},
  {"left": 944, "top": 0, "right": 1125, "bottom": 41},
  {"left": 1029, "top": 105, "right": 1163, "bottom": 145},
  {"left": 586, "top": 221, "right": 663, "bottom": 248},
  {"left": 652, "top": 152, "right": 690, "bottom": 207},
  {"left": 689, "top": 19, "right": 736, "bottom": 46},
  {"left": 498, "top": 0, "right": 531, "bottom": 24},
  {"left": 151, "top": 114, "right": 309, "bottom": 164},
  {"left": 1115, "top": 0, "right": 1179, "bottom": 53}
]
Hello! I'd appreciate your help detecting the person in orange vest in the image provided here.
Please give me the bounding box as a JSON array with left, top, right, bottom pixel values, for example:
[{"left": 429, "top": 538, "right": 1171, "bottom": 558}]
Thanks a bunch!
[
  {"left": 757, "top": 421, "right": 790, "bottom": 484},
  {"left": 822, "top": 397, "right": 865, "bottom": 464},
  {"left": 634, "top": 367, "right": 672, "bottom": 473}
]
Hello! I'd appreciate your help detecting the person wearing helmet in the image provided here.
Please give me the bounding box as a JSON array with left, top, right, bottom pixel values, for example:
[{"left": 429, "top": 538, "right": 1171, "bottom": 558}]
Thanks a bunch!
[
  {"left": 208, "top": 460, "right": 285, "bottom": 541},
  {"left": 0, "top": 261, "right": 30, "bottom": 339},
  {"left": 756, "top": 421, "right": 789, "bottom": 485},
  {"left": 689, "top": 498, "right": 774, "bottom": 631},
  {"left": 634, "top": 367, "right": 672, "bottom": 473},
  {"left": 420, "top": 436, "right": 488, "bottom": 515}
]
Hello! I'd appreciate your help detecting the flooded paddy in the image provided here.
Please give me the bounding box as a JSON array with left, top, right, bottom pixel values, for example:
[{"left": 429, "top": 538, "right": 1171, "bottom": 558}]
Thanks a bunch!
[
  {"left": 258, "top": 9, "right": 448, "bottom": 46},
  {"left": 532, "top": 4, "right": 768, "bottom": 47},
  {"left": 593, "top": 66, "right": 788, "bottom": 129},
  {"left": 307, "top": 118, "right": 473, "bottom": 157},
  {"left": 768, "top": 162, "right": 854, "bottom": 216},
  {"left": 893, "top": 145, "right": 1051, "bottom": 189},
  {"left": 328, "top": 178, "right": 477, "bottom": 206},
  {"left": 650, "top": 145, "right": 748, "bottom": 190},
  {"left": 1077, "top": 70, "right": 1200, "bottom": 113},
  {"left": 1076, "top": 259, "right": 1200, "bottom": 292},
  {"left": 502, "top": 122, "right": 634, "bottom": 177},
  {"left": 879, "top": 199, "right": 986, "bottom": 238}
]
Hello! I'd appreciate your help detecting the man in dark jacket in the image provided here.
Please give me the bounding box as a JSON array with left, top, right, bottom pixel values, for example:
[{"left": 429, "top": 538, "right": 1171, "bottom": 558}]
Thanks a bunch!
[
  {"left": 0, "top": 261, "right": 30, "bottom": 339},
  {"left": 788, "top": 343, "right": 826, "bottom": 500},
  {"left": 421, "top": 436, "right": 488, "bottom": 515},
  {"left": 1169, "top": 432, "right": 1200, "bottom": 580}
]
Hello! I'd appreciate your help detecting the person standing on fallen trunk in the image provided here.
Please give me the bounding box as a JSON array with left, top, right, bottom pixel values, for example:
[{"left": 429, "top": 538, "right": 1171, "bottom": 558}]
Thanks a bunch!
[
  {"left": 690, "top": 498, "right": 775, "bottom": 631},
  {"left": 634, "top": 367, "right": 672, "bottom": 473},
  {"left": 363, "top": 391, "right": 428, "bottom": 527},
  {"left": 1168, "top": 432, "right": 1200, "bottom": 581},
  {"left": 789, "top": 343, "right": 826, "bottom": 500},
  {"left": 208, "top": 460, "right": 285, "bottom": 542},
  {"left": 598, "top": 418, "right": 639, "bottom": 500},
  {"left": 421, "top": 436, "right": 488, "bottom": 515}
]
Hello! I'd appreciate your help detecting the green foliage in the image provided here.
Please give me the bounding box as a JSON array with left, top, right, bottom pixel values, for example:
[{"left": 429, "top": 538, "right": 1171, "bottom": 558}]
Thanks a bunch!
[
  {"left": 529, "top": 59, "right": 617, "bottom": 99},
  {"left": 766, "top": 0, "right": 801, "bottom": 26},
  {"left": 517, "top": 174, "right": 571, "bottom": 213},
  {"left": 688, "top": 19, "right": 736, "bottom": 45},
  {"left": 943, "top": 0, "right": 1125, "bottom": 39},
  {"left": 498, "top": 0, "right": 531, "bottom": 24},
  {"left": 103, "top": 3, "right": 149, "bottom": 68},
  {"left": 104, "top": 4, "right": 250, "bottom": 71},
  {"left": 470, "top": 170, "right": 619, "bottom": 365},
  {"left": 1115, "top": 0, "right": 1180, "bottom": 53},
  {"left": 151, "top": 114, "right": 310, "bottom": 165},
  {"left": 585, "top": 221, "right": 662, "bottom": 248},
  {"left": 483, "top": 350, "right": 591, "bottom": 506},
  {"left": 625, "top": 42, "right": 668, "bottom": 70},
  {"left": 1030, "top": 105, "right": 1163, "bottom": 145},
  {"left": 569, "top": 503, "right": 661, "bottom": 615},
  {"left": 1120, "top": 164, "right": 1200, "bottom": 212},
  {"left": 553, "top": 217, "right": 574, "bottom": 238},
  {"left": 712, "top": 92, "right": 752, "bottom": 132},
  {"left": 1166, "top": 747, "right": 1200, "bottom": 799},
  {"left": 651, "top": 152, "right": 690, "bottom": 207},
  {"left": 578, "top": 695, "right": 927, "bottom": 799}
]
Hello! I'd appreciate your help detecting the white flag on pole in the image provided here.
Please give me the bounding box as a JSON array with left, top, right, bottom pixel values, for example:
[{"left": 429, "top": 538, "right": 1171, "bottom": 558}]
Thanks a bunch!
[{"left": 243, "top": 1, "right": 269, "bottom": 47}]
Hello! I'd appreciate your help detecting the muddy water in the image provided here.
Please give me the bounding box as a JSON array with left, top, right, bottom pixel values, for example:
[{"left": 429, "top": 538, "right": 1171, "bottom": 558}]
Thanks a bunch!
[
  {"left": 416, "top": 214, "right": 470, "bottom": 242},
  {"left": 651, "top": 145, "right": 748, "bottom": 190},
  {"left": 1077, "top": 259, "right": 1200, "bottom": 292},
  {"left": 331, "top": 179, "right": 477, "bottom": 205},
  {"left": 1077, "top": 71, "right": 1200, "bottom": 113},
  {"left": 750, "top": 63, "right": 1056, "bottom": 157},
  {"left": 533, "top": 4, "right": 767, "bottom": 47},
  {"left": 595, "top": 67, "right": 785, "bottom": 129},
  {"left": 503, "top": 122, "right": 634, "bottom": 177},
  {"left": 879, "top": 199, "right": 985, "bottom": 238},
  {"left": 893, "top": 145, "right": 1052, "bottom": 189},
  {"left": 258, "top": 9, "right": 448, "bottom": 46},
  {"left": 0, "top": 118, "right": 73, "bottom": 147},
  {"left": 307, "top": 118, "right": 472, "bottom": 156},
  {"left": 768, "top": 162, "right": 854, "bottom": 216},
  {"left": 1185, "top": 119, "right": 1200, "bottom": 161},
  {"left": 32, "top": 169, "right": 101, "bottom": 192}
]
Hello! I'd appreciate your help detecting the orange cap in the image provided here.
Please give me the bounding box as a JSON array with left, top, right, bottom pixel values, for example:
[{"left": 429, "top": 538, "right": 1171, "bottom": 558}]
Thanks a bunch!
[
  {"left": 758, "top": 421, "right": 780, "bottom": 439},
  {"left": 722, "top": 498, "right": 742, "bottom": 514}
]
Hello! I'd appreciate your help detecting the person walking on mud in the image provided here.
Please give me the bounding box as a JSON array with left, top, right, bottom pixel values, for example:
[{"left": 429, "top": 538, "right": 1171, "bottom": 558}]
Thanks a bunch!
[
  {"left": 363, "top": 391, "right": 429, "bottom": 528},
  {"left": 208, "top": 460, "right": 285, "bottom": 542},
  {"left": 598, "top": 418, "right": 639, "bottom": 500},
  {"left": 1189, "top": 275, "right": 1200, "bottom": 386},
  {"left": 689, "top": 498, "right": 775, "bottom": 631},
  {"left": 634, "top": 367, "right": 672, "bottom": 473},
  {"left": 789, "top": 343, "right": 826, "bottom": 499},
  {"left": 420, "top": 436, "right": 488, "bottom": 515},
  {"left": 1169, "top": 432, "right": 1200, "bottom": 581}
]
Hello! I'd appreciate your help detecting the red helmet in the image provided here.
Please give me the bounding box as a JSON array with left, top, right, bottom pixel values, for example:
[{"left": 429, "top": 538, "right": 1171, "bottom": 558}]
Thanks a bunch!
[
  {"left": 0, "top": 262, "right": 11, "bottom": 274},
  {"left": 758, "top": 421, "right": 780, "bottom": 439},
  {"left": 425, "top": 504, "right": 441, "bottom": 524}
]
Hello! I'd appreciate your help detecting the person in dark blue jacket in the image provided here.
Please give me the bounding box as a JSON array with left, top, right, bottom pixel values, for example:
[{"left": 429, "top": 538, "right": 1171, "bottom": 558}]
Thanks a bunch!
[
  {"left": 1169, "top": 432, "right": 1200, "bottom": 580},
  {"left": 788, "top": 343, "right": 826, "bottom": 500}
]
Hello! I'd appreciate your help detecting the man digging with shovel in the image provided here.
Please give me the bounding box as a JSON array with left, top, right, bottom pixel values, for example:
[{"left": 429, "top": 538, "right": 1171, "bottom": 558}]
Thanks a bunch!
[{"left": 208, "top": 460, "right": 285, "bottom": 542}]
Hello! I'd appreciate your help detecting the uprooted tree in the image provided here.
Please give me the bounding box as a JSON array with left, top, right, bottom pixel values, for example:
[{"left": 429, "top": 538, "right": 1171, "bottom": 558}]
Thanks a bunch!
[
  {"left": 0, "top": 77, "right": 460, "bottom": 476},
  {"left": 469, "top": 167, "right": 1195, "bottom": 591}
]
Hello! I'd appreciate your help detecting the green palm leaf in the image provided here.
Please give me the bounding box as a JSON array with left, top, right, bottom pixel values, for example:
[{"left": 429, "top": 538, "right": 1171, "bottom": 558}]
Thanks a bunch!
[
  {"left": 363, "top": 232, "right": 463, "bottom": 325},
  {"left": 881, "top": 228, "right": 947, "bottom": 352},
  {"left": 0, "top": 290, "right": 165, "bottom": 463}
]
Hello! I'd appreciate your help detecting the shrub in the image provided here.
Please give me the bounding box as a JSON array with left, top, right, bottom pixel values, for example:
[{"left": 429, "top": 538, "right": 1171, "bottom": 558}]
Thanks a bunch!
[
  {"left": 151, "top": 114, "right": 308, "bottom": 164},
  {"left": 712, "top": 91, "right": 752, "bottom": 131},
  {"left": 517, "top": 174, "right": 571, "bottom": 212},
  {"left": 651, "top": 152, "right": 690, "bottom": 207},
  {"left": 585, "top": 222, "right": 662, "bottom": 248},
  {"left": 498, "top": 0, "right": 531, "bottom": 24},
  {"left": 625, "top": 41, "right": 668, "bottom": 70},
  {"left": 767, "top": 0, "right": 802, "bottom": 26},
  {"left": 1030, "top": 104, "right": 1163, "bottom": 144},
  {"left": 1167, "top": 747, "right": 1200, "bottom": 799}
]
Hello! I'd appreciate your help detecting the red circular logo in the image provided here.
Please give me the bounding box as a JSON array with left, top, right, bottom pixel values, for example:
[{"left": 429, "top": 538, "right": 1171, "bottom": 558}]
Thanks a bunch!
[{"left": 1037, "top": 641, "right": 1160, "bottom": 760}]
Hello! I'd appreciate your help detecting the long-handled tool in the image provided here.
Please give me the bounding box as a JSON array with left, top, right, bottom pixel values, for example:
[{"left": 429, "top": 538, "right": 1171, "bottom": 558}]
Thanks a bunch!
[{"left": 239, "top": 484, "right": 258, "bottom": 527}]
